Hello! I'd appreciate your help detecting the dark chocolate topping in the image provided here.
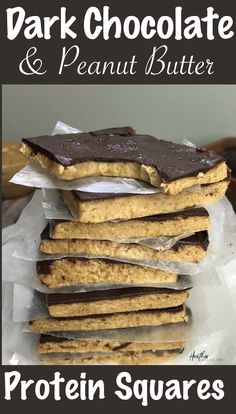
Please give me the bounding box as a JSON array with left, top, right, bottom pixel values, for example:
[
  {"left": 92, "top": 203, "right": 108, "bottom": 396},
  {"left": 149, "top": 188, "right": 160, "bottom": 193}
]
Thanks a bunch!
[
  {"left": 223, "top": 147, "right": 236, "bottom": 175},
  {"left": 22, "top": 131, "right": 224, "bottom": 182},
  {"left": 41, "top": 223, "right": 52, "bottom": 240},
  {"left": 138, "top": 208, "right": 209, "bottom": 222},
  {"left": 40, "top": 334, "right": 68, "bottom": 344},
  {"left": 71, "top": 190, "right": 131, "bottom": 202},
  {"left": 90, "top": 126, "right": 136, "bottom": 136},
  {"left": 173, "top": 231, "right": 209, "bottom": 251},
  {"left": 46, "top": 287, "right": 188, "bottom": 307},
  {"left": 37, "top": 260, "right": 51, "bottom": 274}
]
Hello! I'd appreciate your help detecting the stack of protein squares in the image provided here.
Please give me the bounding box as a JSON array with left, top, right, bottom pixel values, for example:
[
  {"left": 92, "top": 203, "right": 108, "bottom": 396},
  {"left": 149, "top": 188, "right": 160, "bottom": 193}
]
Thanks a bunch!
[{"left": 18, "top": 126, "right": 229, "bottom": 365}]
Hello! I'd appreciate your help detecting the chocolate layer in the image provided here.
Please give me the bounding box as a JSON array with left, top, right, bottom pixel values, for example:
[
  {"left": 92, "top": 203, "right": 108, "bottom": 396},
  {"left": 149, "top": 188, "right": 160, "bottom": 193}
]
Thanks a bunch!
[
  {"left": 46, "top": 287, "right": 189, "bottom": 307},
  {"left": 22, "top": 132, "right": 224, "bottom": 182},
  {"left": 139, "top": 208, "right": 209, "bottom": 222},
  {"left": 40, "top": 334, "right": 69, "bottom": 344},
  {"left": 90, "top": 126, "right": 136, "bottom": 136},
  {"left": 41, "top": 224, "right": 54, "bottom": 240},
  {"left": 71, "top": 190, "right": 131, "bottom": 202},
  {"left": 173, "top": 231, "right": 209, "bottom": 251},
  {"left": 223, "top": 147, "right": 236, "bottom": 175}
]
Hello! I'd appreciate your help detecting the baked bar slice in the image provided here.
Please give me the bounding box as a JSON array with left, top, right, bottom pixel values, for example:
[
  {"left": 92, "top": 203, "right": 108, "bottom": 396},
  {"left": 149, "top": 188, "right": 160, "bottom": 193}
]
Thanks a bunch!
[
  {"left": 60, "top": 179, "right": 229, "bottom": 222},
  {"left": 50, "top": 207, "right": 210, "bottom": 239},
  {"left": 20, "top": 130, "right": 227, "bottom": 194},
  {"left": 38, "top": 334, "right": 185, "bottom": 354},
  {"left": 30, "top": 305, "right": 188, "bottom": 331},
  {"left": 40, "top": 225, "right": 209, "bottom": 264},
  {"left": 40, "top": 349, "right": 183, "bottom": 365},
  {"left": 46, "top": 287, "right": 189, "bottom": 317},
  {"left": 37, "top": 257, "right": 178, "bottom": 289}
]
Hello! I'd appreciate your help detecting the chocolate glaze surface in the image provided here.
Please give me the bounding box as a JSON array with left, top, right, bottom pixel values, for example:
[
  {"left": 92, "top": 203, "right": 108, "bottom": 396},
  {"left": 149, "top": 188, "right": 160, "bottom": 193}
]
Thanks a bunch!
[
  {"left": 22, "top": 131, "right": 224, "bottom": 182},
  {"left": 46, "top": 287, "right": 188, "bottom": 306},
  {"left": 90, "top": 126, "right": 136, "bottom": 136},
  {"left": 71, "top": 190, "right": 132, "bottom": 202},
  {"left": 173, "top": 231, "right": 209, "bottom": 251},
  {"left": 135, "top": 207, "right": 209, "bottom": 222},
  {"left": 39, "top": 335, "right": 130, "bottom": 345}
]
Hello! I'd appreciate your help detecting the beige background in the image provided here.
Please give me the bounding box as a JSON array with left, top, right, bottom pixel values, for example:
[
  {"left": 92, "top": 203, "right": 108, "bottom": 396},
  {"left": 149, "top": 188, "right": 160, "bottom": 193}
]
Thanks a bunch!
[{"left": 2, "top": 85, "right": 236, "bottom": 146}]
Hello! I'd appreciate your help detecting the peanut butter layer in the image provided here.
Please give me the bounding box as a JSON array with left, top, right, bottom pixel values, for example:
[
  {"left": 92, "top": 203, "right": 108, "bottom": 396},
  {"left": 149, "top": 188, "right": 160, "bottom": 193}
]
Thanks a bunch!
[
  {"left": 38, "top": 335, "right": 185, "bottom": 353},
  {"left": 40, "top": 228, "right": 209, "bottom": 264},
  {"left": 38, "top": 257, "right": 178, "bottom": 289},
  {"left": 20, "top": 131, "right": 227, "bottom": 195},
  {"left": 41, "top": 349, "right": 183, "bottom": 365},
  {"left": 51, "top": 208, "right": 210, "bottom": 239},
  {"left": 46, "top": 288, "right": 189, "bottom": 317},
  {"left": 60, "top": 179, "right": 229, "bottom": 222},
  {"left": 30, "top": 305, "right": 188, "bottom": 332}
]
